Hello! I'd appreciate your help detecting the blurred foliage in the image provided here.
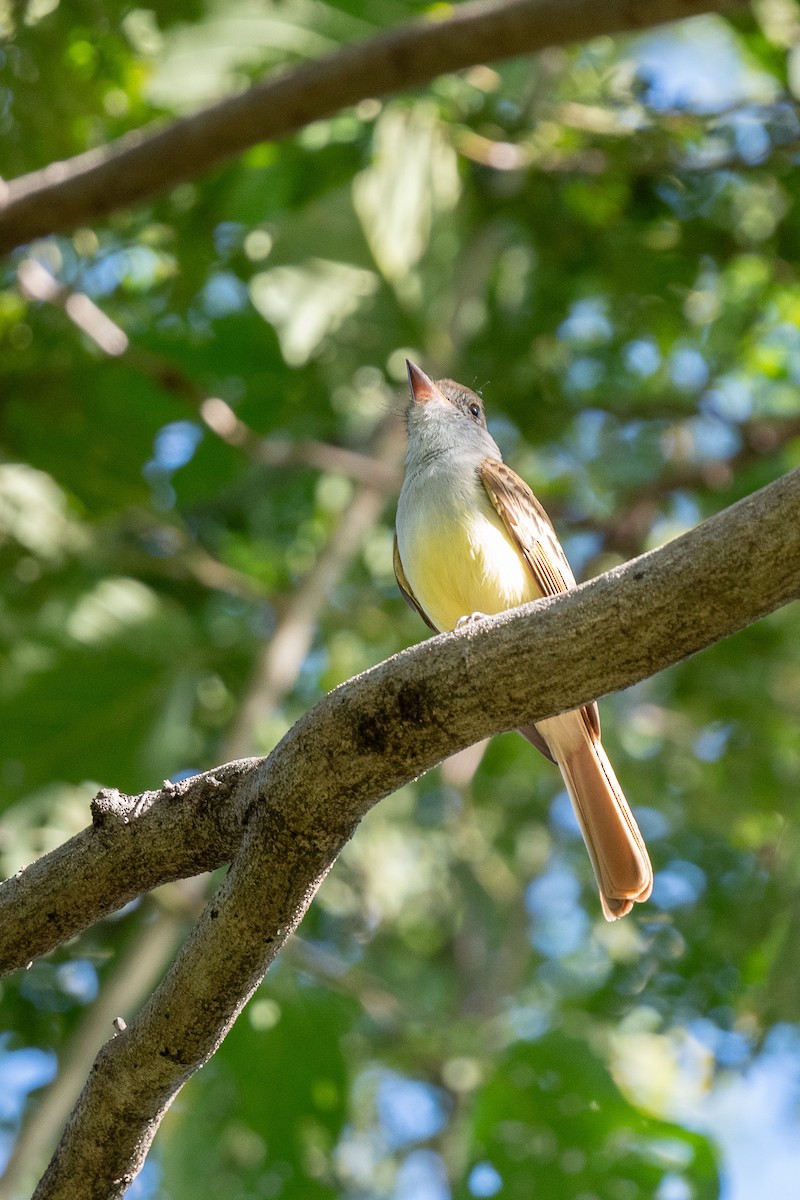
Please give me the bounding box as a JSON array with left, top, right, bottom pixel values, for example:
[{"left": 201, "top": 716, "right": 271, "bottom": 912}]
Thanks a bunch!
[{"left": 3, "top": 0, "right": 800, "bottom": 1197}]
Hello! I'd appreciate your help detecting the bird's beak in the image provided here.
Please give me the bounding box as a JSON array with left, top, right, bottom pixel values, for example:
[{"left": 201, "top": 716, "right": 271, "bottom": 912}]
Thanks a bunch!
[{"left": 406, "top": 359, "right": 444, "bottom": 406}]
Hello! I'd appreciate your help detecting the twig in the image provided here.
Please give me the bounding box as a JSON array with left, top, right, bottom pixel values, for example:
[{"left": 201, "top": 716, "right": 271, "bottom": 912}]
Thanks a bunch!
[{"left": 17, "top": 259, "right": 400, "bottom": 491}]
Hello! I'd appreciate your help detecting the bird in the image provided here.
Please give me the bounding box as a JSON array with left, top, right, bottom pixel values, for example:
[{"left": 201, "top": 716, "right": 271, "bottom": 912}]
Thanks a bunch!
[{"left": 394, "top": 360, "right": 653, "bottom": 919}]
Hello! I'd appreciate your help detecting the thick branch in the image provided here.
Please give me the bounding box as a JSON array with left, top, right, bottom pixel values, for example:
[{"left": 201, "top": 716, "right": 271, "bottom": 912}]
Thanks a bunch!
[
  {"left": 0, "top": 0, "right": 739, "bottom": 254},
  {"left": 17, "top": 465, "right": 800, "bottom": 1198},
  {"left": 0, "top": 763, "right": 251, "bottom": 975},
  {"left": 4, "top": 466, "right": 799, "bottom": 983}
]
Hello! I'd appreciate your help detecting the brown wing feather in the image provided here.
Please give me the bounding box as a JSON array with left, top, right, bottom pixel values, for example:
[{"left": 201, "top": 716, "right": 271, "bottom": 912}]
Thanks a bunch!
[
  {"left": 480, "top": 459, "right": 575, "bottom": 593},
  {"left": 480, "top": 458, "right": 601, "bottom": 742},
  {"left": 393, "top": 533, "right": 438, "bottom": 632}
]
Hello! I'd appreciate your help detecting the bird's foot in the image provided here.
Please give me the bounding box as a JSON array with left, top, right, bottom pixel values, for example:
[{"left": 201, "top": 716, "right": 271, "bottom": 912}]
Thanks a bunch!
[{"left": 456, "top": 611, "right": 489, "bottom": 629}]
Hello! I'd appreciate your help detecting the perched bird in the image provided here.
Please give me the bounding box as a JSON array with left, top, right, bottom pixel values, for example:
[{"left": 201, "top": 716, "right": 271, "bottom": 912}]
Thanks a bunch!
[{"left": 394, "top": 361, "right": 652, "bottom": 919}]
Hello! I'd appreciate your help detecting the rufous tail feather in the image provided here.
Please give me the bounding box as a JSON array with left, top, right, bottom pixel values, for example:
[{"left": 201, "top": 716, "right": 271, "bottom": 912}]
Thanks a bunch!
[
  {"left": 519, "top": 723, "right": 652, "bottom": 921},
  {"left": 556, "top": 736, "right": 652, "bottom": 920}
]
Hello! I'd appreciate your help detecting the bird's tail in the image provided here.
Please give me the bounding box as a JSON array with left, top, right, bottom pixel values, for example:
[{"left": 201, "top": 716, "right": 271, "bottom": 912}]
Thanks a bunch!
[
  {"left": 557, "top": 734, "right": 652, "bottom": 920},
  {"left": 522, "top": 718, "right": 653, "bottom": 920}
]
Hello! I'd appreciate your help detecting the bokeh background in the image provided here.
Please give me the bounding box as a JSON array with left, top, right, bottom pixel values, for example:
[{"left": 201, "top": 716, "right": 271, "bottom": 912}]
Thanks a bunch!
[{"left": 3, "top": 1, "right": 800, "bottom": 1197}]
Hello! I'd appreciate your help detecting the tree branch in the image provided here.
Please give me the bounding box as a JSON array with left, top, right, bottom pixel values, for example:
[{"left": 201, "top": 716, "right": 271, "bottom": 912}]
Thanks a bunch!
[
  {"left": 0, "top": 0, "right": 740, "bottom": 255},
  {"left": 0, "top": 763, "right": 252, "bottom": 975},
  {"left": 0, "top": 465, "right": 795, "bottom": 1196}
]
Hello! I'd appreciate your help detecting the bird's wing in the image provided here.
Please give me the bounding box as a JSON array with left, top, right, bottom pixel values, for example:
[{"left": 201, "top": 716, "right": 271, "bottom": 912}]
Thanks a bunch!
[
  {"left": 480, "top": 457, "right": 601, "bottom": 743},
  {"left": 480, "top": 458, "right": 576, "bottom": 593},
  {"left": 393, "top": 533, "right": 438, "bottom": 632}
]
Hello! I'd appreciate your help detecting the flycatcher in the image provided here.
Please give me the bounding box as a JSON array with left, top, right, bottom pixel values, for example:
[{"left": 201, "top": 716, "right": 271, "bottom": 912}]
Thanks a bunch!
[{"left": 394, "top": 361, "right": 653, "bottom": 920}]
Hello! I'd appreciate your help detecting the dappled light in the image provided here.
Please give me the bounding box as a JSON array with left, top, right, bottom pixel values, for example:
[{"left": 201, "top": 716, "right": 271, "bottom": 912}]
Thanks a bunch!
[{"left": 3, "top": 1, "right": 800, "bottom": 1198}]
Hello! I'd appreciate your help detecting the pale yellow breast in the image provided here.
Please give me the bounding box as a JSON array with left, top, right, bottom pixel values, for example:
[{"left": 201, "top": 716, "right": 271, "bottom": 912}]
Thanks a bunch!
[{"left": 399, "top": 499, "right": 542, "bottom": 633}]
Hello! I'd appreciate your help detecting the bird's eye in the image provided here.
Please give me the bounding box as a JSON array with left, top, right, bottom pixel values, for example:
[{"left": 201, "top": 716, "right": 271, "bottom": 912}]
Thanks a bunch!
[{"left": 469, "top": 403, "right": 481, "bottom": 420}]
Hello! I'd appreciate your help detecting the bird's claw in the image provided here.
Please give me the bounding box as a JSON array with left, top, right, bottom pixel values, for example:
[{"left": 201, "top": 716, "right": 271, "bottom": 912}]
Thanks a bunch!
[{"left": 456, "top": 611, "right": 488, "bottom": 629}]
